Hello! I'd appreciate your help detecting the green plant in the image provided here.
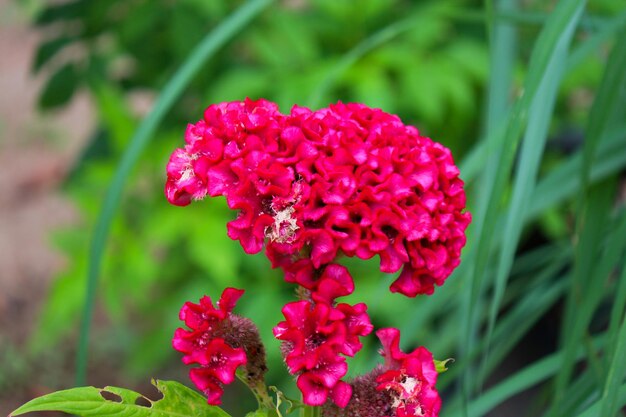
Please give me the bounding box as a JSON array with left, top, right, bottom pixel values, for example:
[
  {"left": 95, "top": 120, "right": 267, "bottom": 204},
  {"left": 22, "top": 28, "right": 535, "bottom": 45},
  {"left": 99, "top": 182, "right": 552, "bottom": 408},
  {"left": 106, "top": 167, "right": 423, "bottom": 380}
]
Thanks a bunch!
[{"left": 12, "top": 0, "right": 626, "bottom": 416}]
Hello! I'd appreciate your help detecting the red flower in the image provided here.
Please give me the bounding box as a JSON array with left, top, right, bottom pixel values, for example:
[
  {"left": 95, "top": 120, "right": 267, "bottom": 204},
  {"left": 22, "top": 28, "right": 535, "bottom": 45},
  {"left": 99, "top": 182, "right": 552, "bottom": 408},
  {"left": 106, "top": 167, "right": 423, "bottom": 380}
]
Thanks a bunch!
[
  {"left": 375, "top": 328, "right": 441, "bottom": 417},
  {"left": 273, "top": 300, "right": 373, "bottom": 407},
  {"left": 165, "top": 100, "right": 470, "bottom": 297},
  {"left": 187, "top": 338, "right": 247, "bottom": 405},
  {"left": 173, "top": 288, "right": 248, "bottom": 405}
]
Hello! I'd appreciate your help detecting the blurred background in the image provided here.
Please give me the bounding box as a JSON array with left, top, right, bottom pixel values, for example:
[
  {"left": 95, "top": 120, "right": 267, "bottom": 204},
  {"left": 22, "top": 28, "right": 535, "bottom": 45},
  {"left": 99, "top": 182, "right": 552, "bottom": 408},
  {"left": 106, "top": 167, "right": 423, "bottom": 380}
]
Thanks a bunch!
[{"left": 0, "top": 0, "right": 625, "bottom": 416}]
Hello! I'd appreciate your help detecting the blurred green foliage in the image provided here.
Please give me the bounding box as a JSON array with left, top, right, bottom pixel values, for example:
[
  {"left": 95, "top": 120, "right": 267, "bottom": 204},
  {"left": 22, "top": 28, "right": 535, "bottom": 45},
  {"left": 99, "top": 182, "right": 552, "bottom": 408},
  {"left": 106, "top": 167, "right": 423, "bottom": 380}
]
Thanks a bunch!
[
  {"left": 29, "top": 0, "right": 492, "bottom": 376},
  {"left": 16, "top": 0, "right": 626, "bottom": 416}
]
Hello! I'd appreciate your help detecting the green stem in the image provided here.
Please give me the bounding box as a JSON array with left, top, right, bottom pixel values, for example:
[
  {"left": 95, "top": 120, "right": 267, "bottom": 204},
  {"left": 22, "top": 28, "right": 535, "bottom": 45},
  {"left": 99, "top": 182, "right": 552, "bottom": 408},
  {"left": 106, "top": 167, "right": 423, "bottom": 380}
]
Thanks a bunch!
[
  {"left": 301, "top": 405, "right": 321, "bottom": 417},
  {"left": 236, "top": 370, "right": 276, "bottom": 411}
]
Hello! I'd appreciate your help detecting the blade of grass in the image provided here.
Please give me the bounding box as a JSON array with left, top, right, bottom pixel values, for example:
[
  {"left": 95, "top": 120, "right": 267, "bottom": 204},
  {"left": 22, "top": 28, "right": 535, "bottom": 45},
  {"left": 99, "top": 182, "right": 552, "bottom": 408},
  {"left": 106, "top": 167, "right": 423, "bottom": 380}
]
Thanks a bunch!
[
  {"left": 549, "top": 179, "right": 616, "bottom": 416},
  {"left": 457, "top": 0, "right": 519, "bottom": 404},
  {"left": 484, "top": 0, "right": 516, "bottom": 134},
  {"left": 599, "top": 265, "right": 626, "bottom": 416},
  {"left": 527, "top": 126, "right": 626, "bottom": 218},
  {"left": 460, "top": 9, "right": 626, "bottom": 184},
  {"left": 594, "top": 207, "right": 626, "bottom": 416},
  {"left": 442, "top": 336, "right": 606, "bottom": 417},
  {"left": 605, "top": 211, "right": 626, "bottom": 366},
  {"left": 577, "top": 26, "right": 626, "bottom": 194},
  {"left": 576, "top": 384, "right": 626, "bottom": 417},
  {"left": 550, "top": 24, "right": 626, "bottom": 412},
  {"left": 481, "top": 0, "right": 579, "bottom": 389},
  {"left": 75, "top": 0, "right": 274, "bottom": 387},
  {"left": 461, "top": 0, "right": 585, "bottom": 399}
]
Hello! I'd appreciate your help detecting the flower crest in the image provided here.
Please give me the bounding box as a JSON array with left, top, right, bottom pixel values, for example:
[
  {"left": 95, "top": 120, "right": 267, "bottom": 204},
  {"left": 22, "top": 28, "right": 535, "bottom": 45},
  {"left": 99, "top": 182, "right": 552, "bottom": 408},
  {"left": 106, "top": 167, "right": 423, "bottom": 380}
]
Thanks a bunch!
[{"left": 165, "top": 99, "right": 470, "bottom": 299}]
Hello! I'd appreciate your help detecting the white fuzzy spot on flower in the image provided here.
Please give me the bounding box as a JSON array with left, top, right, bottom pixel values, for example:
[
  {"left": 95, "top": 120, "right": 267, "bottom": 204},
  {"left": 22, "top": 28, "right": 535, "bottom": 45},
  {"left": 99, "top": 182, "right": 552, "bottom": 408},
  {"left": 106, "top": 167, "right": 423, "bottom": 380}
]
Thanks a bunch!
[
  {"left": 400, "top": 376, "right": 419, "bottom": 395},
  {"left": 386, "top": 375, "right": 424, "bottom": 416},
  {"left": 266, "top": 205, "right": 299, "bottom": 243},
  {"left": 179, "top": 168, "right": 194, "bottom": 183}
]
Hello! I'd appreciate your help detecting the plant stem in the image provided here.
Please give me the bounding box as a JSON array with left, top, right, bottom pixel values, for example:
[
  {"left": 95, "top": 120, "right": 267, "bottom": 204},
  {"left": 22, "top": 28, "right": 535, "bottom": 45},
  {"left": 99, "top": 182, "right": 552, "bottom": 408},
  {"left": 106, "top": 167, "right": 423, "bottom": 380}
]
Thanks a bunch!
[
  {"left": 301, "top": 405, "right": 321, "bottom": 417},
  {"left": 236, "top": 370, "right": 276, "bottom": 411}
]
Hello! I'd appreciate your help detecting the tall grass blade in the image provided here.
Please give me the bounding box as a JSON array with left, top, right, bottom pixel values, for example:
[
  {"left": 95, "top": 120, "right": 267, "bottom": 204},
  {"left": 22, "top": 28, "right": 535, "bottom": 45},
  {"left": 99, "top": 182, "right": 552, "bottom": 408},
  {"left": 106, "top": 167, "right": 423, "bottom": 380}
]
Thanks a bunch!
[
  {"left": 481, "top": 0, "right": 578, "bottom": 388},
  {"left": 576, "top": 384, "right": 626, "bottom": 417},
  {"left": 527, "top": 126, "right": 626, "bottom": 218},
  {"left": 443, "top": 337, "right": 605, "bottom": 417},
  {"left": 461, "top": 0, "right": 585, "bottom": 401},
  {"left": 605, "top": 210, "right": 626, "bottom": 366},
  {"left": 461, "top": 10, "right": 626, "bottom": 184},
  {"left": 456, "top": 0, "right": 517, "bottom": 409},
  {"left": 75, "top": 0, "right": 274, "bottom": 387},
  {"left": 599, "top": 265, "right": 626, "bottom": 416},
  {"left": 484, "top": 0, "right": 516, "bottom": 134},
  {"left": 551, "top": 24, "right": 626, "bottom": 412}
]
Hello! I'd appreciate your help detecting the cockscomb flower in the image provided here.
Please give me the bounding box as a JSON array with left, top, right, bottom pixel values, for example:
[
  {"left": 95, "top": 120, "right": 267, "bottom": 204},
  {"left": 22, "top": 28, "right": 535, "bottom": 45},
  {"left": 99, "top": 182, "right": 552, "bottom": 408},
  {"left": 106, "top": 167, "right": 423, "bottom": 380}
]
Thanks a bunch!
[
  {"left": 273, "top": 299, "right": 373, "bottom": 407},
  {"left": 375, "top": 328, "right": 441, "bottom": 417},
  {"left": 321, "top": 328, "right": 442, "bottom": 417},
  {"left": 165, "top": 99, "right": 470, "bottom": 297},
  {"left": 173, "top": 288, "right": 268, "bottom": 405}
]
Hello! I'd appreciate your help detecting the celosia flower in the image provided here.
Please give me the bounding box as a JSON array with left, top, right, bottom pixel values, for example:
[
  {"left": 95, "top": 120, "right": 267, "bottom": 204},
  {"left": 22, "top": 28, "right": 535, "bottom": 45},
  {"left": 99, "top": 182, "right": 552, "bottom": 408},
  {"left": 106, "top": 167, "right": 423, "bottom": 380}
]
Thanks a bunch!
[
  {"left": 322, "top": 329, "right": 441, "bottom": 417},
  {"left": 173, "top": 288, "right": 267, "bottom": 405},
  {"left": 273, "top": 300, "right": 373, "bottom": 407},
  {"left": 165, "top": 99, "right": 470, "bottom": 298},
  {"left": 187, "top": 338, "right": 247, "bottom": 405},
  {"left": 375, "top": 328, "right": 441, "bottom": 417}
]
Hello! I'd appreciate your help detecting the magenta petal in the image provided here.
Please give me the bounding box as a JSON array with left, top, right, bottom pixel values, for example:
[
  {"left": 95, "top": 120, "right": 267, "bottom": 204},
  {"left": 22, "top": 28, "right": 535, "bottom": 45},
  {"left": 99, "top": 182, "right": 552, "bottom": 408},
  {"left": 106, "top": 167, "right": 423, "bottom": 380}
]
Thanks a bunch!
[
  {"left": 330, "top": 380, "right": 353, "bottom": 408},
  {"left": 218, "top": 288, "right": 245, "bottom": 313},
  {"left": 311, "top": 360, "right": 348, "bottom": 388},
  {"left": 297, "top": 373, "right": 329, "bottom": 406},
  {"left": 189, "top": 368, "right": 224, "bottom": 405},
  {"left": 376, "top": 328, "right": 404, "bottom": 368}
]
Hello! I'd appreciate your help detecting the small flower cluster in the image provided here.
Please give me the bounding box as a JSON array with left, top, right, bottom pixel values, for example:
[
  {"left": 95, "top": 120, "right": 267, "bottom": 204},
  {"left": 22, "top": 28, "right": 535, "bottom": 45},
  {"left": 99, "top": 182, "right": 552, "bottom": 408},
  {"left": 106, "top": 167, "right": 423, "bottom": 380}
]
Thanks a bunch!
[
  {"left": 172, "top": 288, "right": 267, "bottom": 405},
  {"left": 165, "top": 99, "right": 470, "bottom": 297},
  {"left": 323, "top": 329, "right": 440, "bottom": 417},
  {"left": 273, "top": 296, "right": 373, "bottom": 406},
  {"left": 167, "top": 99, "right": 470, "bottom": 416},
  {"left": 376, "top": 328, "right": 441, "bottom": 417}
]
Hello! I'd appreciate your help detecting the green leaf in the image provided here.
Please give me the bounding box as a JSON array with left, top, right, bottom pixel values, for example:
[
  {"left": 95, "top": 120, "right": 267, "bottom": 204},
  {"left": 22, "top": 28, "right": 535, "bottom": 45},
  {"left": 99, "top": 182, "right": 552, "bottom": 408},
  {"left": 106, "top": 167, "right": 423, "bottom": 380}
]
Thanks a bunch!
[
  {"left": 32, "top": 36, "right": 75, "bottom": 73},
  {"left": 460, "top": 0, "right": 585, "bottom": 401},
  {"left": 38, "top": 62, "right": 80, "bottom": 109},
  {"left": 35, "top": 0, "right": 87, "bottom": 26},
  {"left": 10, "top": 379, "right": 232, "bottom": 417},
  {"left": 599, "top": 303, "right": 626, "bottom": 416},
  {"left": 549, "top": 22, "right": 626, "bottom": 415},
  {"left": 246, "top": 410, "right": 271, "bottom": 417},
  {"left": 482, "top": 0, "right": 579, "bottom": 389}
]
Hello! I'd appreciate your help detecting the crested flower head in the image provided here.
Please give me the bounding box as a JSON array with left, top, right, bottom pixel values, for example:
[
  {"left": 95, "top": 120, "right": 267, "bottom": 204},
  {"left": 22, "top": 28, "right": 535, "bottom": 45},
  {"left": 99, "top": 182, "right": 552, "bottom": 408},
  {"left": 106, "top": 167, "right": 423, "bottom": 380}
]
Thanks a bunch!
[{"left": 165, "top": 99, "right": 470, "bottom": 298}]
